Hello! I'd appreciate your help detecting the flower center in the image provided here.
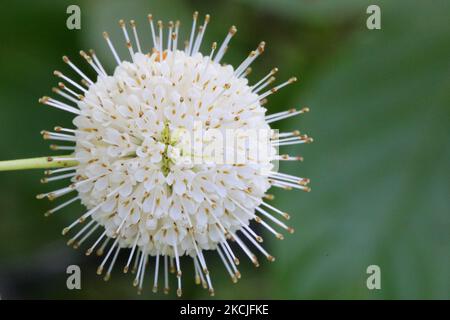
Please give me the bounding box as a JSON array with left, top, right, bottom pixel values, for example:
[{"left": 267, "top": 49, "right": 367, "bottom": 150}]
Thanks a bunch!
[{"left": 160, "top": 122, "right": 173, "bottom": 176}]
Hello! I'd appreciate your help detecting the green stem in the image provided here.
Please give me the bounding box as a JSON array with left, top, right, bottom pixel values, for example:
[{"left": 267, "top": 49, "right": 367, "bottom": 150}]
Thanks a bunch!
[{"left": 0, "top": 156, "right": 78, "bottom": 172}]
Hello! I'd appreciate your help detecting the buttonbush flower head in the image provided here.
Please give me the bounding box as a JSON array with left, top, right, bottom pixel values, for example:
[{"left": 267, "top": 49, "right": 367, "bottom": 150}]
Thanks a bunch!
[{"left": 2, "top": 12, "right": 312, "bottom": 296}]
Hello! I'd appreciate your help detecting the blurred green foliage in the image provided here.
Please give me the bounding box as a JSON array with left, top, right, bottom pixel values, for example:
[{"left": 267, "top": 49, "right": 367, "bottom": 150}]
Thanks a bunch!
[{"left": 0, "top": 0, "right": 448, "bottom": 299}]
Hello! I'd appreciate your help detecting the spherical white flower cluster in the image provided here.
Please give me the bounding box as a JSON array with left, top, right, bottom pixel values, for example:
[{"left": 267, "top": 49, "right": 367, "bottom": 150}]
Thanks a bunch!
[
  {"left": 74, "top": 50, "right": 273, "bottom": 257},
  {"left": 38, "top": 13, "right": 312, "bottom": 296}
]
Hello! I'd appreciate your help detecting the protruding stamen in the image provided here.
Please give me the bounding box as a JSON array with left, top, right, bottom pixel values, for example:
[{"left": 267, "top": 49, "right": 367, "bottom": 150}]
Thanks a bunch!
[
  {"left": 103, "top": 32, "right": 121, "bottom": 65},
  {"left": 228, "top": 198, "right": 264, "bottom": 242},
  {"left": 273, "top": 154, "right": 304, "bottom": 162},
  {"left": 268, "top": 171, "right": 309, "bottom": 185},
  {"left": 234, "top": 41, "right": 265, "bottom": 77},
  {"left": 53, "top": 70, "right": 86, "bottom": 93},
  {"left": 153, "top": 252, "right": 160, "bottom": 292},
  {"left": 272, "top": 136, "right": 306, "bottom": 145},
  {"left": 62, "top": 201, "right": 104, "bottom": 235},
  {"left": 44, "top": 195, "right": 80, "bottom": 217},
  {"left": 256, "top": 206, "right": 292, "bottom": 232},
  {"left": 187, "top": 11, "right": 199, "bottom": 55},
  {"left": 269, "top": 179, "right": 311, "bottom": 192},
  {"left": 265, "top": 107, "right": 309, "bottom": 124},
  {"left": 123, "top": 233, "right": 140, "bottom": 273},
  {"left": 167, "top": 21, "right": 174, "bottom": 51},
  {"left": 119, "top": 19, "right": 134, "bottom": 59},
  {"left": 256, "top": 77, "right": 297, "bottom": 102},
  {"left": 129, "top": 20, "right": 142, "bottom": 53},
  {"left": 67, "top": 219, "right": 95, "bottom": 248},
  {"left": 173, "top": 20, "right": 180, "bottom": 51},
  {"left": 240, "top": 228, "right": 273, "bottom": 262},
  {"left": 195, "top": 253, "right": 214, "bottom": 295},
  {"left": 164, "top": 255, "right": 169, "bottom": 294},
  {"left": 89, "top": 49, "right": 108, "bottom": 76},
  {"left": 219, "top": 243, "right": 240, "bottom": 279},
  {"left": 157, "top": 20, "right": 163, "bottom": 60},
  {"left": 272, "top": 135, "right": 313, "bottom": 146},
  {"left": 192, "top": 14, "right": 210, "bottom": 55},
  {"left": 231, "top": 233, "right": 259, "bottom": 267},
  {"left": 41, "top": 171, "right": 76, "bottom": 184},
  {"left": 217, "top": 245, "right": 237, "bottom": 283},
  {"left": 133, "top": 249, "right": 145, "bottom": 288},
  {"left": 79, "top": 50, "right": 103, "bottom": 77},
  {"left": 96, "top": 237, "right": 111, "bottom": 256},
  {"left": 62, "top": 56, "right": 93, "bottom": 85},
  {"left": 131, "top": 249, "right": 141, "bottom": 274},
  {"left": 43, "top": 174, "right": 104, "bottom": 201},
  {"left": 58, "top": 82, "right": 83, "bottom": 101},
  {"left": 253, "top": 76, "right": 275, "bottom": 94},
  {"left": 97, "top": 237, "right": 120, "bottom": 275},
  {"left": 200, "top": 42, "right": 217, "bottom": 80},
  {"left": 104, "top": 246, "right": 121, "bottom": 282},
  {"left": 251, "top": 67, "right": 278, "bottom": 91},
  {"left": 44, "top": 166, "right": 76, "bottom": 176},
  {"left": 85, "top": 230, "right": 107, "bottom": 256},
  {"left": 41, "top": 130, "right": 76, "bottom": 142},
  {"left": 272, "top": 130, "right": 301, "bottom": 139},
  {"left": 147, "top": 14, "right": 158, "bottom": 49},
  {"left": 52, "top": 87, "right": 78, "bottom": 104},
  {"left": 137, "top": 252, "right": 148, "bottom": 294},
  {"left": 254, "top": 215, "right": 284, "bottom": 240},
  {"left": 39, "top": 96, "right": 80, "bottom": 115},
  {"left": 260, "top": 200, "right": 290, "bottom": 220},
  {"left": 194, "top": 258, "right": 207, "bottom": 289},
  {"left": 214, "top": 25, "right": 237, "bottom": 63}
]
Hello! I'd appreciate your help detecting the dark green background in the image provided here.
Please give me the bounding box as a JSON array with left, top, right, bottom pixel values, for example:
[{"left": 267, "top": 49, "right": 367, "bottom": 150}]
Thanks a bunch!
[{"left": 0, "top": 0, "right": 448, "bottom": 299}]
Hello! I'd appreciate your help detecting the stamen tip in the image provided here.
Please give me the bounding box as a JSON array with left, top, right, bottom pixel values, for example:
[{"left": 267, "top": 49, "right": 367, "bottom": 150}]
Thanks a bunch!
[{"left": 96, "top": 266, "right": 103, "bottom": 275}]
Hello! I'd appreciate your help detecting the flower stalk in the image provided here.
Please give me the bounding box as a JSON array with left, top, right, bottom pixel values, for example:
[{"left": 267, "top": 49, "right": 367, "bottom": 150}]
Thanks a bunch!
[{"left": 0, "top": 156, "right": 78, "bottom": 172}]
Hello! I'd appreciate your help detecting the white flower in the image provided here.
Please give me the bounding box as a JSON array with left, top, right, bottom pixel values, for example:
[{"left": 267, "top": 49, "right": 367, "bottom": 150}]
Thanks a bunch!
[{"left": 37, "top": 13, "right": 312, "bottom": 296}]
